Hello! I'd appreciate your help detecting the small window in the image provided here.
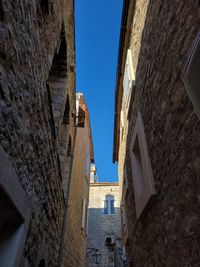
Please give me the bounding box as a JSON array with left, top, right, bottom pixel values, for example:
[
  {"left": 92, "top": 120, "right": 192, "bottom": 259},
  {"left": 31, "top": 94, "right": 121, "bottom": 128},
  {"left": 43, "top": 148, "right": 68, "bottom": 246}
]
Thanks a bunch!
[
  {"left": 104, "top": 195, "right": 115, "bottom": 215},
  {"left": 40, "top": 0, "right": 49, "bottom": 15},
  {"left": 129, "top": 112, "right": 156, "bottom": 218},
  {"left": 182, "top": 32, "right": 200, "bottom": 119}
]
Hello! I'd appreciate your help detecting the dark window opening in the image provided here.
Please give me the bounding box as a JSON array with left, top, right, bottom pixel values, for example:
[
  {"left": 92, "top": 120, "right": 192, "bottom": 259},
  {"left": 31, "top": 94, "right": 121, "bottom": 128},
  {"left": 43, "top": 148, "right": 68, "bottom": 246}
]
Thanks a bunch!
[
  {"left": 63, "top": 96, "right": 70, "bottom": 124},
  {"left": 40, "top": 0, "right": 49, "bottom": 15},
  {"left": 38, "top": 259, "right": 46, "bottom": 267},
  {"left": 50, "top": 24, "right": 67, "bottom": 78},
  {"left": 0, "top": 1, "right": 5, "bottom": 21}
]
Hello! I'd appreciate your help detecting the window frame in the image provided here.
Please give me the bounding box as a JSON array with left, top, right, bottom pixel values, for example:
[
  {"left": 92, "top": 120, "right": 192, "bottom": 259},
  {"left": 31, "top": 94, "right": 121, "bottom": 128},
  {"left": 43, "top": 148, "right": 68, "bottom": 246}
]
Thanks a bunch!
[
  {"left": 0, "top": 145, "right": 31, "bottom": 267},
  {"left": 129, "top": 112, "right": 156, "bottom": 218},
  {"left": 103, "top": 195, "right": 115, "bottom": 215}
]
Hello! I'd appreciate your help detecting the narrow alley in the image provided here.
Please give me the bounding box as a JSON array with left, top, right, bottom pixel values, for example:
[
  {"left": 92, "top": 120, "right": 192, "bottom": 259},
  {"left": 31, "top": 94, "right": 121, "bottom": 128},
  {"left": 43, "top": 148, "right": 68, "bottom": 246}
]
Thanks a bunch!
[{"left": 0, "top": 0, "right": 200, "bottom": 267}]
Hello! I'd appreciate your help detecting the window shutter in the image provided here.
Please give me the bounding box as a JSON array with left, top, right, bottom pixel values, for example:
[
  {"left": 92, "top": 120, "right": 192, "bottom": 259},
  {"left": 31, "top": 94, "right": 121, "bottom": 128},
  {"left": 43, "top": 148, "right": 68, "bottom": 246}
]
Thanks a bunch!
[{"left": 123, "top": 49, "right": 135, "bottom": 109}]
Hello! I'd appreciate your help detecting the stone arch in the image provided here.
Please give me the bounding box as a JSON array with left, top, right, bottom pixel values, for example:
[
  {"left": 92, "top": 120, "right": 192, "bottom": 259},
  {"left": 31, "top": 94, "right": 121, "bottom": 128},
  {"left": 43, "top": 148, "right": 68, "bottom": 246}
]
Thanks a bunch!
[
  {"left": 47, "top": 22, "right": 67, "bottom": 133},
  {"left": 50, "top": 23, "right": 67, "bottom": 78}
]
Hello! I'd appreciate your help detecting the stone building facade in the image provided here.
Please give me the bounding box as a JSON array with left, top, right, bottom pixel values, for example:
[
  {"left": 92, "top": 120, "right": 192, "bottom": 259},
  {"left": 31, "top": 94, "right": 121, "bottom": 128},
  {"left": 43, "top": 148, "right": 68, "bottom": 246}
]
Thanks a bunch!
[
  {"left": 0, "top": 0, "right": 78, "bottom": 266},
  {"left": 113, "top": 0, "right": 200, "bottom": 266},
  {"left": 86, "top": 180, "right": 122, "bottom": 267},
  {"left": 61, "top": 93, "right": 94, "bottom": 267}
]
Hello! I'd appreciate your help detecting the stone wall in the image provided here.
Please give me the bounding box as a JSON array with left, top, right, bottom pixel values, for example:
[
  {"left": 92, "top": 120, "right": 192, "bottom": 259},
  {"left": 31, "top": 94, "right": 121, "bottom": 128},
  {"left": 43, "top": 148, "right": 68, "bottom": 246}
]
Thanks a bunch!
[
  {"left": 122, "top": 0, "right": 200, "bottom": 266},
  {"left": 0, "top": 0, "right": 75, "bottom": 266},
  {"left": 61, "top": 94, "right": 93, "bottom": 267},
  {"left": 87, "top": 183, "right": 121, "bottom": 267}
]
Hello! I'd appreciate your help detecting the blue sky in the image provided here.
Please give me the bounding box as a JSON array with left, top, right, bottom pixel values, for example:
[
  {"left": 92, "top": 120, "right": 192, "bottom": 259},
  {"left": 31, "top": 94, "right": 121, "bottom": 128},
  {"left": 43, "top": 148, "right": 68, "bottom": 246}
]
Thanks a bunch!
[{"left": 75, "top": 0, "right": 123, "bottom": 182}]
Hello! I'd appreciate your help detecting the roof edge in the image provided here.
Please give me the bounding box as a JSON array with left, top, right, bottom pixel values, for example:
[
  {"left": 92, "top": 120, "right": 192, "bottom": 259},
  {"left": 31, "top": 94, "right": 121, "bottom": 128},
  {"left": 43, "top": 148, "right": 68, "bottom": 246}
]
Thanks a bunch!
[{"left": 113, "top": 0, "right": 130, "bottom": 163}]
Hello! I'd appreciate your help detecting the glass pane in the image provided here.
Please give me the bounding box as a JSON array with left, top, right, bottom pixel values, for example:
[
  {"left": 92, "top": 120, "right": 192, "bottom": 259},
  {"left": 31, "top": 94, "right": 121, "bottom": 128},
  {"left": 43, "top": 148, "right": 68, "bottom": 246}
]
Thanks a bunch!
[
  {"left": 110, "top": 200, "right": 115, "bottom": 214},
  {"left": 104, "top": 200, "right": 108, "bottom": 214}
]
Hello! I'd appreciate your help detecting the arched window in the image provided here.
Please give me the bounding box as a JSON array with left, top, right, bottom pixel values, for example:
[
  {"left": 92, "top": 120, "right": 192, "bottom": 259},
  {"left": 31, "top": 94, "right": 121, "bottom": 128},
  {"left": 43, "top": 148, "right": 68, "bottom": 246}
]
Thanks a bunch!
[
  {"left": 104, "top": 195, "right": 115, "bottom": 215},
  {"left": 47, "top": 22, "right": 67, "bottom": 134},
  {"left": 50, "top": 23, "right": 67, "bottom": 78}
]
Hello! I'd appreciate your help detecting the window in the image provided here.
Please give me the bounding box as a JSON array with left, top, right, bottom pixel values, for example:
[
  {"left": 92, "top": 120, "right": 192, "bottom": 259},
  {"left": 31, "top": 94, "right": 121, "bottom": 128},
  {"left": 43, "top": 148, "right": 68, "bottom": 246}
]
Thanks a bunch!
[
  {"left": 38, "top": 259, "right": 46, "bottom": 267},
  {"left": 129, "top": 112, "right": 156, "bottom": 218},
  {"left": 182, "top": 32, "right": 200, "bottom": 119},
  {"left": 123, "top": 49, "right": 135, "bottom": 110},
  {"left": 104, "top": 195, "right": 115, "bottom": 215},
  {"left": 50, "top": 23, "right": 67, "bottom": 78},
  {"left": 47, "top": 23, "right": 67, "bottom": 131},
  {"left": 0, "top": 145, "right": 31, "bottom": 266},
  {"left": 40, "top": 0, "right": 49, "bottom": 15}
]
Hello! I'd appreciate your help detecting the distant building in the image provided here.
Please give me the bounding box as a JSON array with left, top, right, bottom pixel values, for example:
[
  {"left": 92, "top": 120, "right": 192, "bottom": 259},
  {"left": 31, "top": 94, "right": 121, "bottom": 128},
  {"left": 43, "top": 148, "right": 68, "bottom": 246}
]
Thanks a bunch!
[
  {"left": 86, "top": 176, "right": 123, "bottom": 267},
  {"left": 113, "top": 0, "right": 200, "bottom": 266},
  {"left": 61, "top": 93, "right": 95, "bottom": 266}
]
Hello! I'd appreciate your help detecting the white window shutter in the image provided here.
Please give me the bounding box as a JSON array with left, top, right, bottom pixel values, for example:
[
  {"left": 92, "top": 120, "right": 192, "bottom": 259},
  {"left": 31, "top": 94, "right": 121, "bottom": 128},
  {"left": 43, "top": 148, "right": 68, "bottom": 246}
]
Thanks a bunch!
[{"left": 123, "top": 49, "right": 135, "bottom": 109}]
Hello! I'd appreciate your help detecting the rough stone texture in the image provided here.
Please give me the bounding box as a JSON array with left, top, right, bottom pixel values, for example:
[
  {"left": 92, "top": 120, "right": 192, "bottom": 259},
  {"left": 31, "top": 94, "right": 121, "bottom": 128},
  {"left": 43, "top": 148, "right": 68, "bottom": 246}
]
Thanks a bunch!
[
  {"left": 0, "top": 0, "right": 75, "bottom": 266},
  {"left": 86, "top": 183, "right": 121, "bottom": 267},
  {"left": 120, "top": 0, "right": 200, "bottom": 266},
  {"left": 61, "top": 94, "right": 93, "bottom": 267}
]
